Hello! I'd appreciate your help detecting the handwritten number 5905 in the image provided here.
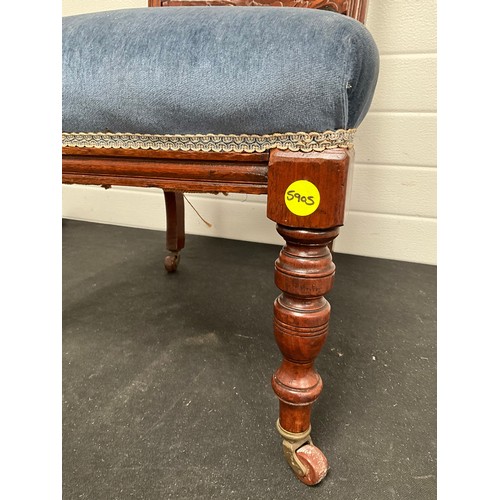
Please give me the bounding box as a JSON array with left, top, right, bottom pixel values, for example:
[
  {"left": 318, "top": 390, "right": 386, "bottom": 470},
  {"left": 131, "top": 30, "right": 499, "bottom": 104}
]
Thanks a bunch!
[{"left": 286, "top": 190, "right": 315, "bottom": 206}]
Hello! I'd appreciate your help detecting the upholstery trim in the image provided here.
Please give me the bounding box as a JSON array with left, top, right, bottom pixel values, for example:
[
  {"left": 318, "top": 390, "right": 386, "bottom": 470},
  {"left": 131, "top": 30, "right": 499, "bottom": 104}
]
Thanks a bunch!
[{"left": 62, "top": 129, "right": 356, "bottom": 153}]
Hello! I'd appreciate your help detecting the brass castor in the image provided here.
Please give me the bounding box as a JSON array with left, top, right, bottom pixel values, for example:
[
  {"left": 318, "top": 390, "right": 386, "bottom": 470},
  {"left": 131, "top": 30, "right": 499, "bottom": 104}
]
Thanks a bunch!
[
  {"left": 164, "top": 252, "right": 181, "bottom": 273},
  {"left": 276, "top": 420, "right": 329, "bottom": 486}
]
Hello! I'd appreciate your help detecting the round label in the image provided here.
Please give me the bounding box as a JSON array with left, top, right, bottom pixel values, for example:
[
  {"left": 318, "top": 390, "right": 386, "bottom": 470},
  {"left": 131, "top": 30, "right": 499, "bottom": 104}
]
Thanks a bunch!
[{"left": 284, "top": 180, "right": 320, "bottom": 216}]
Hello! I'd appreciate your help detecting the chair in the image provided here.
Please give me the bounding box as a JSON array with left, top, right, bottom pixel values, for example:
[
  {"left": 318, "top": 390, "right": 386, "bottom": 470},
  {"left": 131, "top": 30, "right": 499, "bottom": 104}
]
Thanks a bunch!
[{"left": 62, "top": 0, "right": 379, "bottom": 485}]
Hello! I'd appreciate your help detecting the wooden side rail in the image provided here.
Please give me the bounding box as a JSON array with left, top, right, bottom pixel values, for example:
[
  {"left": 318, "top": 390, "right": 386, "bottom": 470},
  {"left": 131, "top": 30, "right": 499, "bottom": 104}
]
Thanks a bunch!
[{"left": 62, "top": 148, "right": 269, "bottom": 194}]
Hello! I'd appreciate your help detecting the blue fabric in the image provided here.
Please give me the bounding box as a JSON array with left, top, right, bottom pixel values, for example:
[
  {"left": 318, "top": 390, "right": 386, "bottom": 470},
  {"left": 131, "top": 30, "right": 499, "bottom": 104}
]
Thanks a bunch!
[{"left": 62, "top": 7, "right": 379, "bottom": 136}]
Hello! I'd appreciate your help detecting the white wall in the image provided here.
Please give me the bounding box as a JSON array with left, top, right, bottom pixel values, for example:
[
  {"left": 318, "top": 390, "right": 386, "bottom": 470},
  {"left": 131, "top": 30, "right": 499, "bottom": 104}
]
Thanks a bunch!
[{"left": 62, "top": 0, "right": 437, "bottom": 265}]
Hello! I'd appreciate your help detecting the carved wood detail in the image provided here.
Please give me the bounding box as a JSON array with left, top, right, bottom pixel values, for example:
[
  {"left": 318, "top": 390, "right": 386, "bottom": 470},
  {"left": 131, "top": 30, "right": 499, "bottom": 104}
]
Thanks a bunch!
[
  {"left": 160, "top": 0, "right": 348, "bottom": 13},
  {"left": 150, "top": 0, "right": 368, "bottom": 23}
]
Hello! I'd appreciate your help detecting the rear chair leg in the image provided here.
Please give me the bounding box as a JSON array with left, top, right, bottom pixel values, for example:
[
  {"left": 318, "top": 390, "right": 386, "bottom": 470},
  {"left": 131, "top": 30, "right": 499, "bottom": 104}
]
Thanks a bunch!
[{"left": 163, "top": 191, "right": 185, "bottom": 272}]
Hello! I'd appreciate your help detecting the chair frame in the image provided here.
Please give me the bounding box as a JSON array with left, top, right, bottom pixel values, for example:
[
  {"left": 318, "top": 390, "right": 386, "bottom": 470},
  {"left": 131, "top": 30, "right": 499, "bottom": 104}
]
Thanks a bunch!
[{"left": 62, "top": 0, "right": 369, "bottom": 485}]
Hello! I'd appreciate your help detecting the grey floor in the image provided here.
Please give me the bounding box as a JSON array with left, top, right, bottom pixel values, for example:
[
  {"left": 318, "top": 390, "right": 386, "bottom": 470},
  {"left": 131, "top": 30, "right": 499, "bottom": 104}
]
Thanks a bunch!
[{"left": 62, "top": 219, "right": 436, "bottom": 500}]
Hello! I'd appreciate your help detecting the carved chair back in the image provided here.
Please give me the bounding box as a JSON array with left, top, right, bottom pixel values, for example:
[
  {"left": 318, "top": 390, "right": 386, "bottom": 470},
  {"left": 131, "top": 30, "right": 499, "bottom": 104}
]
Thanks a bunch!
[{"left": 148, "top": 0, "right": 368, "bottom": 24}]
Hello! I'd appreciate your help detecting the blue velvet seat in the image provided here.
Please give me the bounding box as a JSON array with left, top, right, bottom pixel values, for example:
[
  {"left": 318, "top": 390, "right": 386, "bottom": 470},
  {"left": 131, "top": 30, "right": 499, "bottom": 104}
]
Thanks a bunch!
[{"left": 62, "top": 7, "right": 378, "bottom": 153}]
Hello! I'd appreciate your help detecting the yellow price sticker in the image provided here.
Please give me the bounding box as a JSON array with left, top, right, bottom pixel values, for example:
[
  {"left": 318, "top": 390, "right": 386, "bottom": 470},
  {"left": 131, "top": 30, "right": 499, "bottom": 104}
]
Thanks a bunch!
[{"left": 284, "top": 180, "right": 320, "bottom": 216}]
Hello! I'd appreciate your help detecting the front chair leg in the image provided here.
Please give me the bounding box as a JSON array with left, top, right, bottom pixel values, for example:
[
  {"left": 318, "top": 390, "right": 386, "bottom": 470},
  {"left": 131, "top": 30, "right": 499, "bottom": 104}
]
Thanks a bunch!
[
  {"left": 267, "top": 148, "right": 352, "bottom": 485},
  {"left": 163, "top": 191, "right": 185, "bottom": 272},
  {"left": 272, "top": 225, "right": 338, "bottom": 485}
]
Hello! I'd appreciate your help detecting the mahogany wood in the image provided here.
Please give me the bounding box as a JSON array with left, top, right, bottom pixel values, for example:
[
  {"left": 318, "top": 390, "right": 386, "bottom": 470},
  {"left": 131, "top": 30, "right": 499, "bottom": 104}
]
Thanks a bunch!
[
  {"left": 149, "top": 0, "right": 368, "bottom": 23},
  {"left": 62, "top": 154, "right": 268, "bottom": 194},
  {"left": 62, "top": 147, "right": 269, "bottom": 163},
  {"left": 165, "top": 191, "right": 185, "bottom": 253},
  {"left": 271, "top": 225, "right": 339, "bottom": 433},
  {"left": 164, "top": 191, "right": 185, "bottom": 272},
  {"left": 267, "top": 148, "right": 351, "bottom": 470},
  {"left": 267, "top": 148, "right": 351, "bottom": 229}
]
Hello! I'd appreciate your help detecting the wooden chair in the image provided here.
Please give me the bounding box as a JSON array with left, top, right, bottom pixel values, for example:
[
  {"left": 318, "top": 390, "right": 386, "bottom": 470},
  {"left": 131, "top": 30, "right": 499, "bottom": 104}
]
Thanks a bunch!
[{"left": 62, "top": 0, "right": 378, "bottom": 485}]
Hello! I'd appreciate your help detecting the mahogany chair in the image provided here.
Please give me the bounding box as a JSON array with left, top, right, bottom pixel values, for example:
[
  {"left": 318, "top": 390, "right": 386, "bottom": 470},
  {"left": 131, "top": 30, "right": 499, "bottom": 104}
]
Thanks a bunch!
[{"left": 62, "top": 0, "right": 378, "bottom": 485}]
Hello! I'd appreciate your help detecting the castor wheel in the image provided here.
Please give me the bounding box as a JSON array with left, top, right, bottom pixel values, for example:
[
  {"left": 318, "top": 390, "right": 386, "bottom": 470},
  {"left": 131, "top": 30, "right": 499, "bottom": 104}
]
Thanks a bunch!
[
  {"left": 164, "top": 252, "right": 181, "bottom": 273},
  {"left": 294, "top": 444, "right": 329, "bottom": 486},
  {"left": 276, "top": 420, "right": 329, "bottom": 486}
]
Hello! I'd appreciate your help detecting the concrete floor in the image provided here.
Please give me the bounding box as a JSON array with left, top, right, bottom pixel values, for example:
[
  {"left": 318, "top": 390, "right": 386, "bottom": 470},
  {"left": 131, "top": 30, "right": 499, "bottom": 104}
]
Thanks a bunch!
[{"left": 62, "top": 219, "right": 436, "bottom": 499}]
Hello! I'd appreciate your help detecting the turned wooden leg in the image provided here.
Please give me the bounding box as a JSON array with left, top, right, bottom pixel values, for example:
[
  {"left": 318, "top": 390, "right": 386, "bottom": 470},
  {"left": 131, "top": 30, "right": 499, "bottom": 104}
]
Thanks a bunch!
[
  {"left": 272, "top": 225, "right": 338, "bottom": 485},
  {"left": 163, "top": 191, "right": 185, "bottom": 272},
  {"left": 267, "top": 148, "right": 352, "bottom": 485}
]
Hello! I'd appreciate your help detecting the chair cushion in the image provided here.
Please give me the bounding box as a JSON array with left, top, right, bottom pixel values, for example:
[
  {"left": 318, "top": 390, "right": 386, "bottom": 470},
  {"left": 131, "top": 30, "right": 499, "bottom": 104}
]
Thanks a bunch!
[{"left": 62, "top": 7, "right": 379, "bottom": 153}]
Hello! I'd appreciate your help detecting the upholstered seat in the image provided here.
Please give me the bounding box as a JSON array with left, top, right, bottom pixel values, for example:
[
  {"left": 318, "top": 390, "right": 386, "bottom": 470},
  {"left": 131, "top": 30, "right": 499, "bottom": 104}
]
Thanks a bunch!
[{"left": 62, "top": 6, "right": 378, "bottom": 153}]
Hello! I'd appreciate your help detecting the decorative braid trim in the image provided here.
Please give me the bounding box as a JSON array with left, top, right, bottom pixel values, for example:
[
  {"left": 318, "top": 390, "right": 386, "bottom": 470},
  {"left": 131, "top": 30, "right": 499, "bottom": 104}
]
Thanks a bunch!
[{"left": 62, "top": 129, "right": 356, "bottom": 153}]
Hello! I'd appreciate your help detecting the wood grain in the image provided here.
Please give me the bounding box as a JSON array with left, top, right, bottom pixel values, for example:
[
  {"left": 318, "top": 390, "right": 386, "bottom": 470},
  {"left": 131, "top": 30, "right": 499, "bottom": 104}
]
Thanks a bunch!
[
  {"left": 267, "top": 149, "right": 352, "bottom": 229},
  {"left": 62, "top": 146, "right": 269, "bottom": 164},
  {"left": 272, "top": 225, "right": 340, "bottom": 433},
  {"left": 164, "top": 191, "right": 185, "bottom": 252},
  {"left": 63, "top": 154, "right": 268, "bottom": 194}
]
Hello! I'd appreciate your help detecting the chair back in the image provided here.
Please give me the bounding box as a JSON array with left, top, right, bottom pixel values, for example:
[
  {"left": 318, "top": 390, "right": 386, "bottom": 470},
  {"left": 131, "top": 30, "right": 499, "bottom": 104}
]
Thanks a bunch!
[{"left": 148, "top": 0, "right": 368, "bottom": 24}]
